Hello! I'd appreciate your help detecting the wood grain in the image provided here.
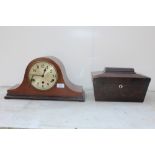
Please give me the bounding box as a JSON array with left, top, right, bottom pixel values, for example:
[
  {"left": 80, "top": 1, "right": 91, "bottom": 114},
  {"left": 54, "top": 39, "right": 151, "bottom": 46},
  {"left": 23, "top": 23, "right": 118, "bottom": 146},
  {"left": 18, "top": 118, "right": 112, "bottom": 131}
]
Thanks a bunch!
[
  {"left": 92, "top": 67, "right": 151, "bottom": 102},
  {"left": 5, "top": 56, "right": 85, "bottom": 101}
]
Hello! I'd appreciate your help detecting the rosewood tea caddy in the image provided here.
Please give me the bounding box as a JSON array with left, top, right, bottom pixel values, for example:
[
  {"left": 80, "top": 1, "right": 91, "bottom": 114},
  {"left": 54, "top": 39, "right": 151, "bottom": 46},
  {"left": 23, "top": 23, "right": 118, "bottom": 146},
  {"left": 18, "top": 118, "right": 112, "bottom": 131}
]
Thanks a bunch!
[{"left": 92, "top": 67, "right": 151, "bottom": 102}]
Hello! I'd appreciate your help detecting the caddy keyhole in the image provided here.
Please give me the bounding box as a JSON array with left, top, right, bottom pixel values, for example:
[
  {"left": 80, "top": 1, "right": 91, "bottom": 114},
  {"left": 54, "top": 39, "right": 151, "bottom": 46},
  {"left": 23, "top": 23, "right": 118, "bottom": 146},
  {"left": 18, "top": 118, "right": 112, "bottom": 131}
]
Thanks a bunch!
[{"left": 119, "top": 84, "right": 124, "bottom": 89}]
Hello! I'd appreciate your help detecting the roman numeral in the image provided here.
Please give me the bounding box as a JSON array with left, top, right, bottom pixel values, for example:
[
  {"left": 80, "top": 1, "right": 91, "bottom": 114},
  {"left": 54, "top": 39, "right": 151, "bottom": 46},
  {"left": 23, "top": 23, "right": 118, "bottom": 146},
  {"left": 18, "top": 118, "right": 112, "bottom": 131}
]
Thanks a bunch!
[
  {"left": 41, "top": 64, "right": 45, "bottom": 68},
  {"left": 51, "top": 79, "right": 54, "bottom": 83}
]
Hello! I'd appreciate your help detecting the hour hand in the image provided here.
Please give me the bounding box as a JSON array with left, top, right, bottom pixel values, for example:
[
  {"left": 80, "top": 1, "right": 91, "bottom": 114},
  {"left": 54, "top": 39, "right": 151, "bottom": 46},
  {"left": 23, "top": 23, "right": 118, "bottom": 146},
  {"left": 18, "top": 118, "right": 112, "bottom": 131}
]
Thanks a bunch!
[{"left": 30, "top": 74, "right": 42, "bottom": 81}]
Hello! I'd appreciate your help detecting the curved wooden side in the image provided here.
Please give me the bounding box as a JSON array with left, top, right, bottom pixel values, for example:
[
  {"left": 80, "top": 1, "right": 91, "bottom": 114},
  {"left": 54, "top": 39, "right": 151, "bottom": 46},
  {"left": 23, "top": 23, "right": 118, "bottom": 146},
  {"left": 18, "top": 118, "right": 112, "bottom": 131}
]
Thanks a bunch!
[{"left": 5, "top": 57, "right": 85, "bottom": 101}]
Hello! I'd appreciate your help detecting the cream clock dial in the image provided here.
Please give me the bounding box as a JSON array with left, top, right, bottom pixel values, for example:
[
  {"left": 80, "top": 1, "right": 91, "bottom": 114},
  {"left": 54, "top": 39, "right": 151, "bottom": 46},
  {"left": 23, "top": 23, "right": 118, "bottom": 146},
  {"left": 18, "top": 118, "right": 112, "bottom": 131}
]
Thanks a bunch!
[{"left": 28, "top": 61, "right": 58, "bottom": 90}]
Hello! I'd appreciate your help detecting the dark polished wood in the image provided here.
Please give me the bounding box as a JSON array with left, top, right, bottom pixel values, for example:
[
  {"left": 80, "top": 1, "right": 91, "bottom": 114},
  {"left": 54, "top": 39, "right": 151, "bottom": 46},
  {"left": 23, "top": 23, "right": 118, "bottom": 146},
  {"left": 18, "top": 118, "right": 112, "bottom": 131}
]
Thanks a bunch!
[
  {"left": 105, "top": 67, "right": 135, "bottom": 73},
  {"left": 5, "top": 56, "right": 85, "bottom": 102},
  {"left": 92, "top": 67, "right": 151, "bottom": 102}
]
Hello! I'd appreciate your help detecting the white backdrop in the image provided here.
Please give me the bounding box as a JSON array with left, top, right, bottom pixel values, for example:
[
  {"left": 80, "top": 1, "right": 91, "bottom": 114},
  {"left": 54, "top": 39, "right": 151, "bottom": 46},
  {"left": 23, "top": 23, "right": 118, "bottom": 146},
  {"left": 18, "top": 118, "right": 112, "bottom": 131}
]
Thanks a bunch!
[{"left": 0, "top": 26, "right": 154, "bottom": 90}]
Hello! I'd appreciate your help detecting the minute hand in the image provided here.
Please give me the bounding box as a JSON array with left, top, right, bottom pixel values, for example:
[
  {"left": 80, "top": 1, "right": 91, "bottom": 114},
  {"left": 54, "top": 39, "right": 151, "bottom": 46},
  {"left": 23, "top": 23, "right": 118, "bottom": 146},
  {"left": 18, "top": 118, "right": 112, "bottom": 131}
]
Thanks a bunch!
[{"left": 42, "top": 69, "right": 47, "bottom": 77}]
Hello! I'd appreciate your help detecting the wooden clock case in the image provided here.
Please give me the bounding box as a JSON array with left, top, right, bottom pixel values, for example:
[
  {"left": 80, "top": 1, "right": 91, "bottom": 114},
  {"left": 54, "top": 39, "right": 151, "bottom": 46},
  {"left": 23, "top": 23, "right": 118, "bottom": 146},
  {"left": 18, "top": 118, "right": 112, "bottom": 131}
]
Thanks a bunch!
[{"left": 5, "top": 56, "right": 85, "bottom": 102}]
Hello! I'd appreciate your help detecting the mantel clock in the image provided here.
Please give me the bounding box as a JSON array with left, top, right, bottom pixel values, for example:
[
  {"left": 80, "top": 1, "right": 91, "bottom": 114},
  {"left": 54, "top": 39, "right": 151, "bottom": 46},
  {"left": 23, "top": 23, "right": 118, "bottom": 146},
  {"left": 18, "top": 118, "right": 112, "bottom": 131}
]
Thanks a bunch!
[{"left": 5, "top": 56, "right": 85, "bottom": 101}]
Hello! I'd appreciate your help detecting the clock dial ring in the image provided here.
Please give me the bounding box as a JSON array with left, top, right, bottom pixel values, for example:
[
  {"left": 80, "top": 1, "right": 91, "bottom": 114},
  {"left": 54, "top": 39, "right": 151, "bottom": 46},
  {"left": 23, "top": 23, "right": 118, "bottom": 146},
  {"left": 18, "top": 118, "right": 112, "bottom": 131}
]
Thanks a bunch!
[{"left": 28, "top": 61, "right": 58, "bottom": 91}]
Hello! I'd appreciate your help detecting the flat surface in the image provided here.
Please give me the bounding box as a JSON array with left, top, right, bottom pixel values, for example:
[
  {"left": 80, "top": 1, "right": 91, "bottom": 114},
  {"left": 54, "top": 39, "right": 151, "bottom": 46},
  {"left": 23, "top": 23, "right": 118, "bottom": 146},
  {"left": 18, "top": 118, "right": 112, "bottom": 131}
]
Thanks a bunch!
[{"left": 0, "top": 86, "right": 155, "bottom": 129}]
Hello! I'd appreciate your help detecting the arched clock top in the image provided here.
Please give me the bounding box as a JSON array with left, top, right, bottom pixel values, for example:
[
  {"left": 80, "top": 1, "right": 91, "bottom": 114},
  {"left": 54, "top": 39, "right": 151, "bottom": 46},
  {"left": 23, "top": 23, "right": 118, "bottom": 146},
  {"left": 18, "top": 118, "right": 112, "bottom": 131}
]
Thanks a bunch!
[{"left": 5, "top": 56, "right": 85, "bottom": 102}]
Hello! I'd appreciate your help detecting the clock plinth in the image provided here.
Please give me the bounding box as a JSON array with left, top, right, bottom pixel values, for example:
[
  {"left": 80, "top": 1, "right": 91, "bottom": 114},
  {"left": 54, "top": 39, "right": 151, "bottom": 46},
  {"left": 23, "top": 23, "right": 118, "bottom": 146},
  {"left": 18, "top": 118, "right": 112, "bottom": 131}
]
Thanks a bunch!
[{"left": 5, "top": 56, "right": 85, "bottom": 102}]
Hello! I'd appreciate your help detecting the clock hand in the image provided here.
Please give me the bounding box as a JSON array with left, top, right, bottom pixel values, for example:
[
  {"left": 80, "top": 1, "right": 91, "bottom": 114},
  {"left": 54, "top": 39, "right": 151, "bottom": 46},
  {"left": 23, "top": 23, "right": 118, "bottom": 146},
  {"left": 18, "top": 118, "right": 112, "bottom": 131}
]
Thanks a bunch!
[
  {"left": 30, "top": 69, "right": 47, "bottom": 82},
  {"left": 30, "top": 74, "right": 42, "bottom": 82},
  {"left": 42, "top": 68, "right": 47, "bottom": 77}
]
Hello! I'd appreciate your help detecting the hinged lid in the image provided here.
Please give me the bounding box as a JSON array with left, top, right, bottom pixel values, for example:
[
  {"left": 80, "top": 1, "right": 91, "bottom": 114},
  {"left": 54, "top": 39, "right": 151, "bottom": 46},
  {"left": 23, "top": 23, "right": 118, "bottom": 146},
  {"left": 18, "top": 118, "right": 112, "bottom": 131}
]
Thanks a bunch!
[
  {"left": 92, "top": 67, "right": 151, "bottom": 79},
  {"left": 105, "top": 67, "right": 135, "bottom": 74}
]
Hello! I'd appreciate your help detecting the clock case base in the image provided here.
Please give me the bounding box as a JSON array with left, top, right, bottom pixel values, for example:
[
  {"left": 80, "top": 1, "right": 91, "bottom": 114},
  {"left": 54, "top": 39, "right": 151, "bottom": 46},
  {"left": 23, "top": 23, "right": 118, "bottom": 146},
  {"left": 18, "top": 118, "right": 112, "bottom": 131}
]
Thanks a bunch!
[
  {"left": 5, "top": 94, "right": 85, "bottom": 102},
  {"left": 5, "top": 57, "right": 85, "bottom": 102}
]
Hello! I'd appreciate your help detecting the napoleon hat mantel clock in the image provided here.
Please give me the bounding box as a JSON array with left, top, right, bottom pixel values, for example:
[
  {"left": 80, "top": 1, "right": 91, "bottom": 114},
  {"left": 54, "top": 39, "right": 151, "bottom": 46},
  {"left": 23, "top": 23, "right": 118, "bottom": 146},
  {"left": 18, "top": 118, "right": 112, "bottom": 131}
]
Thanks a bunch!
[{"left": 5, "top": 56, "right": 85, "bottom": 101}]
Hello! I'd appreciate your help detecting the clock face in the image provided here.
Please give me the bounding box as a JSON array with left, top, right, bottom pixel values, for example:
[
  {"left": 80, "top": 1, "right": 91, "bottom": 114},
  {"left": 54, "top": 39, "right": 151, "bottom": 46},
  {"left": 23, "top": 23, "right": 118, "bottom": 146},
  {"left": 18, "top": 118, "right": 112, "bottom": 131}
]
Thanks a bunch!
[{"left": 28, "top": 61, "right": 58, "bottom": 90}]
